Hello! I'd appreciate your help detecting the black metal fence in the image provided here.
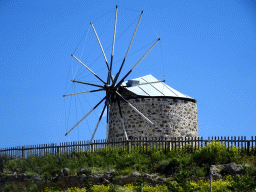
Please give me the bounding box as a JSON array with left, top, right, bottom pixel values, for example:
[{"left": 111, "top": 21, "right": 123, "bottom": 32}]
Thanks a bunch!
[{"left": 0, "top": 136, "right": 255, "bottom": 160}]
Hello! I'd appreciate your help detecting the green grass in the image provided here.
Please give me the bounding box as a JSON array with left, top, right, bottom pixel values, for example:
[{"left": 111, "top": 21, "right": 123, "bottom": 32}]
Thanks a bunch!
[{"left": 0, "top": 141, "right": 256, "bottom": 191}]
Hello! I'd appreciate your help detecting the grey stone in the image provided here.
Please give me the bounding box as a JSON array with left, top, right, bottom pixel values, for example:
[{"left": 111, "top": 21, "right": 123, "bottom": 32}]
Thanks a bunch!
[
  {"left": 61, "top": 168, "right": 70, "bottom": 176},
  {"left": 157, "top": 177, "right": 166, "bottom": 182},
  {"left": 77, "top": 168, "right": 91, "bottom": 176},
  {"left": 103, "top": 169, "right": 115, "bottom": 180},
  {"left": 210, "top": 165, "right": 224, "bottom": 180},
  {"left": 31, "top": 174, "right": 43, "bottom": 183},
  {"left": 113, "top": 172, "right": 141, "bottom": 185},
  {"left": 92, "top": 174, "right": 104, "bottom": 185},
  {"left": 224, "top": 162, "right": 243, "bottom": 175},
  {"left": 209, "top": 162, "right": 247, "bottom": 180}
]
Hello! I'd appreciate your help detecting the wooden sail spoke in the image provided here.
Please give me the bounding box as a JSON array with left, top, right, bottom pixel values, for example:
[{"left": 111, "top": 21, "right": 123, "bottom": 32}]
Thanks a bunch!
[
  {"left": 65, "top": 96, "right": 106, "bottom": 136},
  {"left": 116, "top": 38, "right": 160, "bottom": 88},
  {"left": 123, "top": 80, "right": 165, "bottom": 88},
  {"left": 71, "top": 54, "right": 106, "bottom": 84},
  {"left": 63, "top": 89, "right": 104, "bottom": 97},
  {"left": 89, "top": 103, "right": 107, "bottom": 143},
  {"left": 113, "top": 11, "right": 143, "bottom": 86},
  {"left": 71, "top": 80, "right": 104, "bottom": 88}
]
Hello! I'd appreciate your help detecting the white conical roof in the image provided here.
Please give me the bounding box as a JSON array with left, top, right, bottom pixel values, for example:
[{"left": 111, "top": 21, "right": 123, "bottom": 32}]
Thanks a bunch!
[{"left": 122, "top": 74, "right": 196, "bottom": 102}]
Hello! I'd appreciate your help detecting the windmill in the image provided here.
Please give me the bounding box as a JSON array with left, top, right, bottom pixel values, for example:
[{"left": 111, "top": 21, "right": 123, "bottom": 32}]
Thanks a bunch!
[{"left": 64, "top": 6, "right": 161, "bottom": 142}]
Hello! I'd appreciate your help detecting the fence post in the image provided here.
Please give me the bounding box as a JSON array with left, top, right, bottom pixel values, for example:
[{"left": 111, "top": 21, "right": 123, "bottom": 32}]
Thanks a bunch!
[
  {"left": 91, "top": 142, "right": 95, "bottom": 152},
  {"left": 22, "top": 146, "right": 25, "bottom": 159},
  {"left": 205, "top": 140, "right": 208, "bottom": 150},
  {"left": 247, "top": 141, "right": 250, "bottom": 155},
  {"left": 57, "top": 145, "right": 61, "bottom": 158},
  {"left": 128, "top": 141, "right": 131, "bottom": 153},
  {"left": 167, "top": 141, "right": 172, "bottom": 152}
]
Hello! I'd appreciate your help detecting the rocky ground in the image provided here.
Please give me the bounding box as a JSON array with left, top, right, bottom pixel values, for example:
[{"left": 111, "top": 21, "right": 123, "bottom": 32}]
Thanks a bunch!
[{"left": 0, "top": 162, "right": 254, "bottom": 191}]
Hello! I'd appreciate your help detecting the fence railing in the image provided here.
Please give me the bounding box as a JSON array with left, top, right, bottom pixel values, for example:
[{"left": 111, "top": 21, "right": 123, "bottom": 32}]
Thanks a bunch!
[{"left": 0, "top": 136, "right": 255, "bottom": 160}]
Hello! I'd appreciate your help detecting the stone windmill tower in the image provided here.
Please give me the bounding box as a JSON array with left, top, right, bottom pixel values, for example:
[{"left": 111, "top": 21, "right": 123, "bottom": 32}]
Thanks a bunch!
[
  {"left": 108, "top": 74, "right": 198, "bottom": 141},
  {"left": 64, "top": 6, "right": 198, "bottom": 142}
]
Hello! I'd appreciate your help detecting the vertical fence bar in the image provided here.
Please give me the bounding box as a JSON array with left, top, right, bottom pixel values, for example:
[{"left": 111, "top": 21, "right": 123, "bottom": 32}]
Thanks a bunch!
[
  {"left": 244, "top": 136, "right": 247, "bottom": 154},
  {"left": 67, "top": 142, "right": 68, "bottom": 155},
  {"left": 128, "top": 140, "right": 131, "bottom": 153},
  {"left": 22, "top": 146, "right": 25, "bottom": 159},
  {"left": 251, "top": 136, "right": 253, "bottom": 154},
  {"left": 208, "top": 137, "right": 210, "bottom": 152},
  {"left": 224, "top": 136, "right": 226, "bottom": 150},
  {"left": 254, "top": 136, "right": 256, "bottom": 154},
  {"left": 241, "top": 136, "right": 243, "bottom": 152},
  {"left": 13, "top": 147, "right": 17, "bottom": 159},
  {"left": 184, "top": 137, "right": 187, "bottom": 153},
  {"left": 238, "top": 136, "right": 240, "bottom": 153},
  {"left": 243, "top": 136, "right": 245, "bottom": 152},
  {"left": 201, "top": 136, "right": 203, "bottom": 149},
  {"left": 247, "top": 139, "right": 250, "bottom": 155},
  {"left": 194, "top": 137, "right": 196, "bottom": 151},
  {"left": 227, "top": 136, "right": 230, "bottom": 153},
  {"left": 70, "top": 141, "right": 72, "bottom": 155},
  {"left": 181, "top": 137, "right": 183, "bottom": 150},
  {"left": 69, "top": 141, "right": 72, "bottom": 155},
  {"left": 231, "top": 136, "right": 233, "bottom": 150},
  {"left": 44, "top": 144, "right": 46, "bottom": 157},
  {"left": 214, "top": 136, "right": 216, "bottom": 151},
  {"left": 91, "top": 141, "right": 95, "bottom": 152},
  {"left": 171, "top": 137, "right": 173, "bottom": 151},
  {"left": 49, "top": 143, "right": 51, "bottom": 156},
  {"left": 12, "top": 147, "right": 15, "bottom": 159},
  {"left": 174, "top": 137, "right": 177, "bottom": 151},
  {"left": 66, "top": 142, "right": 68, "bottom": 155},
  {"left": 197, "top": 137, "right": 200, "bottom": 150},
  {"left": 234, "top": 136, "right": 236, "bottom": 150},
  {"left": 71, "top": 141, "right": 73, "bottom": 154},
  {"left": 58, "top": 144, "right": 61, "bottom": 158},
  {"left": 61, "top": 143, "right": 63, "bottom": 156},
  {"left": 47, "top": 143, "right": 50, "bottom": 157},
  {"left": 38, "top": 144, "right": 40, "bottom": 157}
]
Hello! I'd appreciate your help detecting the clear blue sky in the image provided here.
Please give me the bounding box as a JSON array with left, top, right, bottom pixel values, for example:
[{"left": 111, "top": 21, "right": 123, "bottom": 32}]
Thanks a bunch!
[{"left": 1, "top": 0, "right": 256, "bottom": 149}]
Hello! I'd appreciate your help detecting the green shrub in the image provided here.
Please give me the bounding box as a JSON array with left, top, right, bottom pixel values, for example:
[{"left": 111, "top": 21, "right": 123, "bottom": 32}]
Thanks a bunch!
[
  {"left": 83, "top": 168, "right": 93, "bottom": 192},
  {"left": 227, "top": 174, "right": 256, "bottom": 191}
]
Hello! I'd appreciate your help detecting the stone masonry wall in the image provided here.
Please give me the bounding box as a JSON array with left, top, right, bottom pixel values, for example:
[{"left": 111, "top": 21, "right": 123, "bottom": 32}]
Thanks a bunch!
[{"left": 108, "top": 97, "right": 198, "bottom": 141}]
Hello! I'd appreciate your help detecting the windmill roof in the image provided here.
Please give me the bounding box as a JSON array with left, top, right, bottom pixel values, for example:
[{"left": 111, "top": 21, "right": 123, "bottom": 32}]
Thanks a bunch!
[{"left": 122, "top": 74, "right": 196, "bottom": 102}]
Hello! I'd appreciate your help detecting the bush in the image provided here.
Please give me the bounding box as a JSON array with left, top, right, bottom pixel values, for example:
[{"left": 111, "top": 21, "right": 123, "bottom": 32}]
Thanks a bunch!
[
  {"left": 192, "top": 140, "right": 240, "bottom": 167},
  {"left": 227, "top": 174, "right": 256, "bottom": 191}
]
